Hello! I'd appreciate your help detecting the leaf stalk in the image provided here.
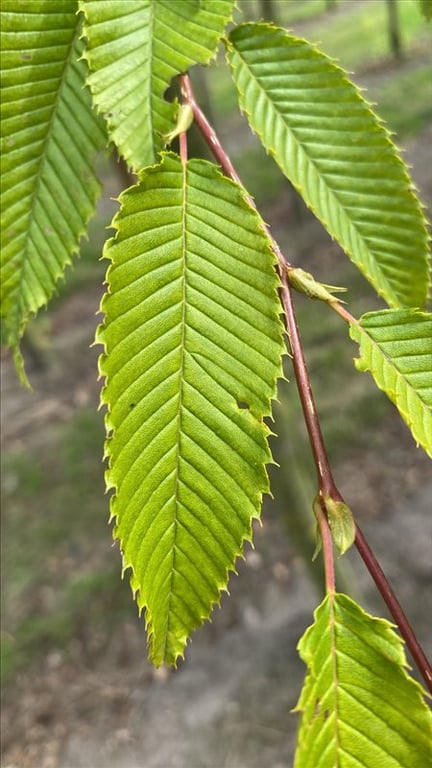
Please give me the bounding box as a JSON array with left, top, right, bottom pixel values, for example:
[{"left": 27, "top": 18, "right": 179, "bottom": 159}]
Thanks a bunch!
[
  {"left": 314, "top": 496, "right": 336, "bottom": 594},
  {"left": 179, "top": 128, "right": 188, "bottom": 165}
]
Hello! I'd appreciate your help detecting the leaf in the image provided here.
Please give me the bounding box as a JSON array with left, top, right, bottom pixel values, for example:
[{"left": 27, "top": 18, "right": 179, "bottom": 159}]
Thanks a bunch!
[
  {"left": 80, "top": 0, "right": 234, "bottom": 171},
  {"left": 294, "top": 593, "right": 432, "bottom": 768},
  {"left": 350, "top": 309, "right": 432, "bottom": 458},
  {"left": 313, "top": 496, "right": 355, "bottom": 556},
  {"left": 163, "top": 104, "right": 194, "bottom": 145},
  {"left": 289, "top": 267, "right": 347, "bottom": 305},
  {"left": 97, "top": 152, "right": 284, "bottom": 666},
  {"left": 1, "top": 0, "right": 106, "bottom": 383},
  {"left": 227, "top": 23, "right": 430, "bottom": 310}
]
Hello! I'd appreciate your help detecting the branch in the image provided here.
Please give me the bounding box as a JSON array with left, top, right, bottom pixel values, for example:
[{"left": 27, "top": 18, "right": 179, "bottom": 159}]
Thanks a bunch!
[
  {"left": 279, "top": 267, "right": 337, "bottom": 497},
  {"left": 179, "top": 72, "right": 432, "bottom": 693},
  {"left": 355, "top": 524, "right": 432, "bottom": 692}
]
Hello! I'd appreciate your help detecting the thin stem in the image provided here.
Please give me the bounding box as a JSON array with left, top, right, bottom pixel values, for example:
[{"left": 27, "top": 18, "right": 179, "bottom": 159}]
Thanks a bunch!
[
  {"left": 179, "top": 130, "right": 188, "bottom": 165},
  {"left": 280, "top": 268, "right": 338, "bottom": 498},
  {"left": 179, "top": 75, "right": 241, "bottom": 182},
  {"left": 329, "top": 299, "right": 359, "bottom": 326},
  {"left": 355, "top": 524, "right": 432, "bottom": 693},
  {"left": 315, "top": 497, "right": 336, "bottom": 594},
  {"left": 179, "top": 71, "right": 432, "bottom": 692}
]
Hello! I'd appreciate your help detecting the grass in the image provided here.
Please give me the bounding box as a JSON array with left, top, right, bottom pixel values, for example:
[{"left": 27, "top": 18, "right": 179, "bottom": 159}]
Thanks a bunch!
[
  {"left": 1, "top": 408, "right": 133, "bottom": 684},
  {"left": 282, "top": 0, "right": 337, "bottom": 24},
  {"left": 307, "top": 0, "right": 430, "bottom": 72},
  {"left": 1, "top": 567, "right": 131, "bottom": 683},
  {"left": 235, "top": 0, "right": 336, "bottom": 26},
  {"left": 233, "top": 0, "right": 429, "bottom": 64},
  {"left": 368, "top": 62, "right": 432, "bottom": 137}
]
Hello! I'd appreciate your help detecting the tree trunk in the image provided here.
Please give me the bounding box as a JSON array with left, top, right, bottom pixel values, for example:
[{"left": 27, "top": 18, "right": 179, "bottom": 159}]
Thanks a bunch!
[
  {"left": 386, "top": 0, "right": 403, "bottom": 61},
  {"left": 258, "top": 0, "right": 278, "bottom": 23}
]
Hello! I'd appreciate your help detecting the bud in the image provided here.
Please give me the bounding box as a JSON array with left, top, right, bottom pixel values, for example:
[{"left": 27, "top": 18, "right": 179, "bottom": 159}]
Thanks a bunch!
[{"left": 325, "top": 496, "right": 356, "bottom": 555}]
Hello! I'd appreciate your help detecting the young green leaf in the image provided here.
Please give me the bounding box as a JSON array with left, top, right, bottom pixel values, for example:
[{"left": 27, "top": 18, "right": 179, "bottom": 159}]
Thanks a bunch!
[
  {"left": 1, "top": 0, "right": 106, "bottom": 383},
  {"left": 163, "top": 104, "right": 194, "bottom": 146},
  {"left": 326, "top": 498, "right": 355, "bottom": 555},
  {"left": 227, "top": 23, "right": 430, "bottom": 310},
  {"left": 97, "top": 153, "right": 284, "bottom": 666},
  {"left": 80, "top": 0, "right": 234, "bottom": 171},
  {"left": 289, "top": 267, "right": 347, "bottom": 305},
  {"left": 295, "top": 593, "right": 432, "bottom": 768},
  {"left": 350, "top": 309, "right": 432, "bottom": 457}
]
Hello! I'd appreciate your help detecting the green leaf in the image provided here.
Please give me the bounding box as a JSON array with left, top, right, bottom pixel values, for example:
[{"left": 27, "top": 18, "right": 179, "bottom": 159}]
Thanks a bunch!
[
  {"left": 227, "top": 23, "right": 430, "bottom": 309},
  {"left": 295, "top": 593, "right": 432, "bottom": 768},
  {"left": 1, "top": 0, "right": 106, "bottom": 382},
  {"left": 313, "top": 496, "right": 355, "bottom": 556},
  {"left": 350, "top": 309, "right": 432, "bottom": 458},
  {"left": 289, "top": 267, "right": 347, "bottom": 305},
  {"left": 80, "top": 0, "right": 234, "bottom": 170},
  {"left": 163, "top": 103, "right": 194, "bottom": 145},
  {"left": 97, "top": 153, "right": 284, "bottom": 666}
]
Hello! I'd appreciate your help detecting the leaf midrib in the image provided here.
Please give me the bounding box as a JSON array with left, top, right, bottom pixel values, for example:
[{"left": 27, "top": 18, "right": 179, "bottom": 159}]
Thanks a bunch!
[
  {"left": 160, "top": 157, "right": 188, "bottom": 663},
  {"left": 329, "top": 594, "right": 342, "bottom": 766}
]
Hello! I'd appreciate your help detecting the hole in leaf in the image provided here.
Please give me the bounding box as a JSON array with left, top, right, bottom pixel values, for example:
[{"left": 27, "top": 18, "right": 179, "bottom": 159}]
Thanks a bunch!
[
  {"left": 237, "top": 400, "right": 249, "bottom": 410},
  {"left": 164, "top": 76, "right": 180, "bottom": 104}
]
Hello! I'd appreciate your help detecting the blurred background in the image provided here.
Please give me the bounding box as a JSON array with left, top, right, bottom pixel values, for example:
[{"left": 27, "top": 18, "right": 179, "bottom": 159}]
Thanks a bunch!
[{"left": 1, "top": 1, "right": 431, "bottom": 766}]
